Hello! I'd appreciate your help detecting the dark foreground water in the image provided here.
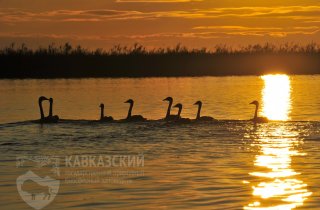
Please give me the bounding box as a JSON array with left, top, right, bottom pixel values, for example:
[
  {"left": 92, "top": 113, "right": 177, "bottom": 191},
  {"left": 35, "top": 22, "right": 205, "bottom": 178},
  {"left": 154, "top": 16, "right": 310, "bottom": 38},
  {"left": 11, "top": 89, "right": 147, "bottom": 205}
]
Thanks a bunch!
[{"left": 0, "top": 120, "right": 319, "bottom": 209}]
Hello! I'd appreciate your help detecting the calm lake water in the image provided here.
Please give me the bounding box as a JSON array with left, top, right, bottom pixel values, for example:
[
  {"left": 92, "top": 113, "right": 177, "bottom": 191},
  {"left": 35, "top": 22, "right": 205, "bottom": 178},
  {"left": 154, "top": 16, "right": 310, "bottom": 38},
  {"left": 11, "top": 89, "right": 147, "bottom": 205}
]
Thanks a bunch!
[{"left": 0, "top": 75, "right": 319, "bottom": 210}]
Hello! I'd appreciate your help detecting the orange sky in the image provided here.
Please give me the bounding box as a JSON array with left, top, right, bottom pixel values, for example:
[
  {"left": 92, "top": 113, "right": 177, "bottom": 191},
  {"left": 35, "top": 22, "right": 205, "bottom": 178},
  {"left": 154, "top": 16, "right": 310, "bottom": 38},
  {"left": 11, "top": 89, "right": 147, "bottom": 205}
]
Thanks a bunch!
[{"left": 0, "top": 0, "right": 320, "bottom": 49}]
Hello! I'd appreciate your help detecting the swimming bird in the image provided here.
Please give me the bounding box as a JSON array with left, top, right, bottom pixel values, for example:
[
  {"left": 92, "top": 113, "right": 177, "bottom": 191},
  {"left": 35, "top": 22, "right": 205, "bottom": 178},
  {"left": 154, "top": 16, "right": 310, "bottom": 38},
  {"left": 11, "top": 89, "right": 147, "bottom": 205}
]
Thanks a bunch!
[
  {"left": 47, "top": 98, "right": 59, "bottom": 122},
  {"left": 38, "top": 96, "right": 58, "bottom": 123},
  {"left": 194, "top": 101, "right": 216, "bottom": 121},
  {"left": 38, "top": 96, "right": 49, "bottom": 122},
  {"left": 163, "top": 97, "right": 178, "bottom": 121},
  {"left": 99, "top": 103, "right": 113, "bottom": 122},
  {"left": 48, "top": 98, "right": 59, "bottom": 123},
  {"left": 249, "top": 100, "right": 269, "bottom": 123},
  {"left": 173, "top": 103, "right": 191, "bottom": 123},
  {"left": 124, "top": 99, "right": 146, "bottom": 122}
]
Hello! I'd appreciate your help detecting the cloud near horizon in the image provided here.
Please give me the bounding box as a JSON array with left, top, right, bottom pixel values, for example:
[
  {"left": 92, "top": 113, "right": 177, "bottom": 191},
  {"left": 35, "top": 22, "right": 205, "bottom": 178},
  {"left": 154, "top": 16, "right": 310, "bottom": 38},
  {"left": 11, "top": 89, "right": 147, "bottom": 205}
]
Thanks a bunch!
[{"left": 2, "top": 6, "right": 320, "bottom": 22}]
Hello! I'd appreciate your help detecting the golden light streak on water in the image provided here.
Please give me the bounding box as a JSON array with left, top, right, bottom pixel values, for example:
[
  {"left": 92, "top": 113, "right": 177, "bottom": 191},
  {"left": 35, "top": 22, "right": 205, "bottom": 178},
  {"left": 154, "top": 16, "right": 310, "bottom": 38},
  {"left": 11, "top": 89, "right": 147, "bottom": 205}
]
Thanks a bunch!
[
  {"left": 261, "top": 75, "right": 291, "bottom": 121},
  {"left": 244, "top": 127, "right": 312, "bottom": 210}
]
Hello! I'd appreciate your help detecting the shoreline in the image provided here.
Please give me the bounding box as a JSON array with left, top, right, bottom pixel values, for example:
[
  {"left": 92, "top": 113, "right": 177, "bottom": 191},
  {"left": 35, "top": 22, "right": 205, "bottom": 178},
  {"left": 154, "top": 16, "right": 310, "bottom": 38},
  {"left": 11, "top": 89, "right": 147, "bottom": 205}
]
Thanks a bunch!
[
  {"left": 1, "top": 73, "right": 320, "bottom": 80},
  {"left": 1, "top": 43, "right": 320, "bottom": 78}
]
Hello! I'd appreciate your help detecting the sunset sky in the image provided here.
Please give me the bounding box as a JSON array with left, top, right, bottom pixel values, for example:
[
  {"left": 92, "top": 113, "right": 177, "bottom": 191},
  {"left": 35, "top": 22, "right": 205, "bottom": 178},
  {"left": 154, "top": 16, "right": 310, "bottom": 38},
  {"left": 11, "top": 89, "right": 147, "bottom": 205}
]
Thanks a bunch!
[{"left": 1, "top": 0, "right": 320, "bottom": 49}]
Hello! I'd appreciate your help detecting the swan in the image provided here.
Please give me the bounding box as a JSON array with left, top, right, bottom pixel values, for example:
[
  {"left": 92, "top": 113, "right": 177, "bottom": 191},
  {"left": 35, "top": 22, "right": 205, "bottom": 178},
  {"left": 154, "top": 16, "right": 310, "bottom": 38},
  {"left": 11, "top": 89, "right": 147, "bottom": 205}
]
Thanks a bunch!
[
  {"left": 194, "top": 101, "right": 216, "bottom": 121},
  {"left": 173, "top": 103, "right": 191, "bottom": 123},
  {"left": 124, "top": 99, "right": 146, "bottom": 122},
  {"left": 99, "top": 103, "right": 113, "bottom": 121},
  {"left": 48, "top": 98, "right": 59, "bottom": 123},
  {"left": 249, "top": 100, "right": 269, "bottom": 123},
  {"left": 163, "top": 97, "right": 178, "bottom": 121},
  {"left": 38, "top": 96, "right": 49, "bottom": 122},
  {"left": 38, "top": 96, "right": 58, "bottom": 123}
]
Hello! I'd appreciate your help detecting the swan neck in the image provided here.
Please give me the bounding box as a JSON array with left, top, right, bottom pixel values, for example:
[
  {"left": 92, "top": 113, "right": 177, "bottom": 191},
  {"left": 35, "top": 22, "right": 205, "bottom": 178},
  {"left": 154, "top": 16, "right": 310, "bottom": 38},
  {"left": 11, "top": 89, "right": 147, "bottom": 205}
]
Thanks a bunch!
[
  {"left": 127, "top": 102, "right": 133, "bottom": 119},
  {"left": 177, "top": 107, "right": 182, "bottom": 118},
  {"left": 49, "top": 100, "right": 53, "bottom": 117},
  {"left": 100, "top": 106, "right": 104, "bottom": 119},
  {"left": 39, "top": 100, "right": 45, "bottom": 120},
  {"left": 197, "top": 104, "right": 202, "bottom": 119},
  {"left": 166, "top": 100, "right": 172, "bottom": 118},
  {"left": 254, "top": 104, "right": 258, "bottom": 119}
]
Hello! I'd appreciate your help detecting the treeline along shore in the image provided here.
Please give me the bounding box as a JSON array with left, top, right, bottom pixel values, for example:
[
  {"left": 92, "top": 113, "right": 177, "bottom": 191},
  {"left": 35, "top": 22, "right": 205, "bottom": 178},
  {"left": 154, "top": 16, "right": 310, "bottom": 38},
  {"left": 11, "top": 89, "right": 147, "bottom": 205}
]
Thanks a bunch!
[{"left": 1, "top": 43, "right": 320, "bottom": 78}]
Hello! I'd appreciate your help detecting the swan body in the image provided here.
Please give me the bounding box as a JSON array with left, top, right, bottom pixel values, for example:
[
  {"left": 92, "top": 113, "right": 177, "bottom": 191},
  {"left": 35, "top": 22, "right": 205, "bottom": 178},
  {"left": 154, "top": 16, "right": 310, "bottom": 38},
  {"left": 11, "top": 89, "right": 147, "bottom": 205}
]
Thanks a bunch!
[
  {"left": 124, "top": 99, "right": 146, "bottom": 122},
  {"left": 173, "top": 103, "right": 191, "bottom": 123},
  {"left": 197, "top": 116, "right": 214, "bottom": 121},
  {"left": 99, "top": 103, "right": 114, "bottom": 122},
  {"left": 163, "top": 97, "right": 178, "bottom": 121},
  {"left": 250, "top": 100, "right": 269, "bottom": 123},
  {"left": 194, "top": 101, "right": 217, "bottom": 121}
]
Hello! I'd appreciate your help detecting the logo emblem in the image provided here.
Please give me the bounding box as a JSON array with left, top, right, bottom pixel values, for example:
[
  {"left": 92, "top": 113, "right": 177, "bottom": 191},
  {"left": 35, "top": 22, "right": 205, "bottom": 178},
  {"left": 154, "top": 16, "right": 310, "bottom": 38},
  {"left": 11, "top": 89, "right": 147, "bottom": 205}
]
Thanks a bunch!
[{"left": 16, "top": 156, "right": 60, "bottom": 210}]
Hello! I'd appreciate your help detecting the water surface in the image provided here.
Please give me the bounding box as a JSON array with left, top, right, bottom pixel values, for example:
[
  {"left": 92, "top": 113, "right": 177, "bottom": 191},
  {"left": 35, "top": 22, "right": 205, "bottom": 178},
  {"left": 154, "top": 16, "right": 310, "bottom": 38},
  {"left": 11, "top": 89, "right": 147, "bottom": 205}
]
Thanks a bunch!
[
  {"left": 0, "top": 75, "right": 319, "bottom": 210},
  {"left": 0, "top": 75, "right": 319, "bottom": 123}
]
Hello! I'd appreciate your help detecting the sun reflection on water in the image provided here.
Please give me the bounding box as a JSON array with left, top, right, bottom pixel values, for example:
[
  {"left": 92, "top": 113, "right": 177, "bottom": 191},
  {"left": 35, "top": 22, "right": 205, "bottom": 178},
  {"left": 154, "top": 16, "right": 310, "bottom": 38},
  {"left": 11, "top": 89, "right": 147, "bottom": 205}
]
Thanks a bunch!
[
  {"left": 245, "top": 75, "right": 311, "bottom": 209},
  {"left": 244, "top": 127, "right": 312, "bottom": 210},
  {"left": 261, "top": 75, "right": 291, "bottom": 121}
]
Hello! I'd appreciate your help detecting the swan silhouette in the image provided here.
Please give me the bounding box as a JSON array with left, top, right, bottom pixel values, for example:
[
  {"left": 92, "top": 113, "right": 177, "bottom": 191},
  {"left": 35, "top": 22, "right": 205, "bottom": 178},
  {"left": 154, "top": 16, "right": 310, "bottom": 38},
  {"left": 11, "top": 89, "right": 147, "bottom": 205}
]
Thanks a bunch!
[
  {"left": 249, "top": 100, "right": 269, "bottom": 123},
  {"left": 48, "top": 98, "right": 59, "bottom": 123},
  {"left": 124, "top": 99, "right": 146, "bottom": 122},
  {"left": 99, "top": 103, "right": 113, "bottom": 122},
  {"left": 38, "top": 96, "right": 48, "bottom": 122},
  {"left": 173, "top": 103, "right": 191, "bottom": 123},
  {"left": 163, "top": 97, "right": 178, "bottom": 121},
  {"left": 38, "top": 96, "right": 58, "bottom": 123},
  {"left": 194, "top": 101, "right": 216, "bottom": 121}
]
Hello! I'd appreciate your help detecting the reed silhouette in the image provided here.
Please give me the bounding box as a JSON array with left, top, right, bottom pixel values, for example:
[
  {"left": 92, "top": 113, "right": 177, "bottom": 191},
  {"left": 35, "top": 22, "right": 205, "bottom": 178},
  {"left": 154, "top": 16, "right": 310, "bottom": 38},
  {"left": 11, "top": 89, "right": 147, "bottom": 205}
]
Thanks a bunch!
[{"left": 1, "top": 42, "right": 320, "bottom": 78}]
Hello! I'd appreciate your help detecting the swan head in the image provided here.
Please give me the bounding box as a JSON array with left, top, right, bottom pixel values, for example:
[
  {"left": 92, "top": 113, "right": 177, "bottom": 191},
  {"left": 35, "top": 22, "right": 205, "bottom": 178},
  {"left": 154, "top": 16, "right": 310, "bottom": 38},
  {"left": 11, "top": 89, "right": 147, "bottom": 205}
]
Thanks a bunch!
[
  {"left": 173, "top": 103, "right": 182, "bottom": 109},
  {"left": 99, "top": 103, "right": 104, "bottom": 108},
  {"left": 125, "top": 99, "right": 134, "bottom": 104},
  {"left": 194, "top": 101, "right": 202, "bottom": 106},
  {"left": 38, "top": 96, "right": 49, "bottom": 103},
  {"left": 163, "top": 97, "right": 173, "bottom": 102},
  {"left": 250, "top": 100, "right": 259, "bottom": 106},
  {"left": 49, "top": 98, "right": 53, "bottom": 103}
]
